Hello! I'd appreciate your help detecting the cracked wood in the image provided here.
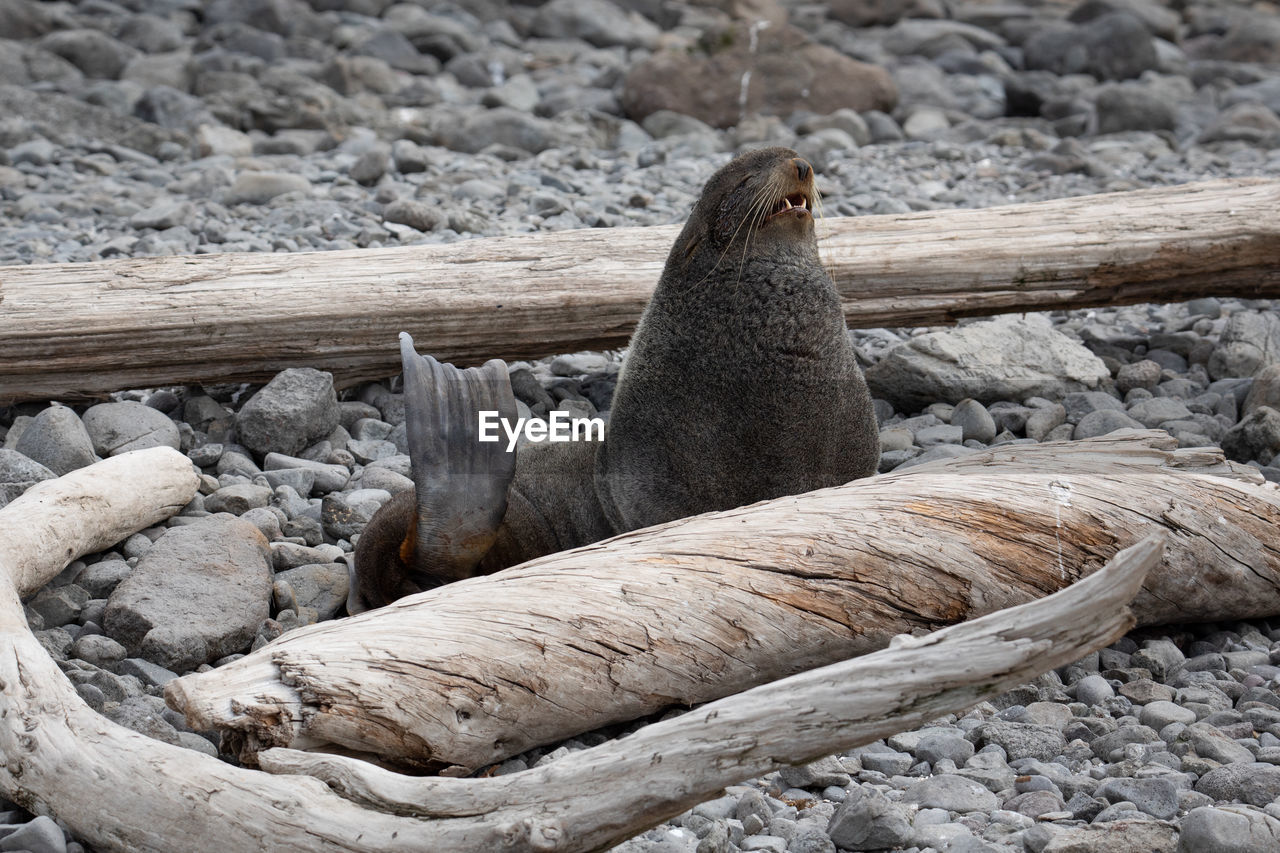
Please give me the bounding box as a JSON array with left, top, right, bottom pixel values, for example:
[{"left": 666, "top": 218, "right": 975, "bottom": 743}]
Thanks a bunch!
[
  {"left": 167, "top": 431, "right": 1280, "bottom": 773},
  {"left": 1, "top": 178, "right": 1278, "bottom": 401}
]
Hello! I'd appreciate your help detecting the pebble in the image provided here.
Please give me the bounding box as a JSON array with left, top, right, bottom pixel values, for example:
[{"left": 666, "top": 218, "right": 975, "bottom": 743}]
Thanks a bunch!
[{"left": 2, "top": 3, "right": 1280, "bottom": 850}]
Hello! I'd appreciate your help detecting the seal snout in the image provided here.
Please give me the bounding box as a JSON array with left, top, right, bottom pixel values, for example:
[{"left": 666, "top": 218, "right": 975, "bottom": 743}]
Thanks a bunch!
[{"left": 793, "top": 158, "right": 811, "bottom": 181}]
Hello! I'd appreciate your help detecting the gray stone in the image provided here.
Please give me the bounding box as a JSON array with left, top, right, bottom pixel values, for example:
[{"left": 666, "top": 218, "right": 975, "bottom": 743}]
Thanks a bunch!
[
  {"left": 1131, "top": 640, "right": 1184, "bottom": 681},
  {"left": 1095, "top": 777, "right": 1178, "bottom": 820},
  {"left": 777, "top": 756, "right": 851, "bottom": 790},
  {"left": 1242, "top": 364, "right": 1280, "bottom": 416},
  {"left": 349, "top": 145, "right": 389, "bottom": 185},
  {"left": 531, "top": 0, "right": 660, "bottom": 49},
  {"left": 1091, "top": 725, "right": 1160, "bottom": 760},
  {"left": 1209, "top": 311, "right": 1280, "bottom": 380},
  {"left": 786, "top": 824, "right": 835, "bottom": 853},
  {"left": 194, "top": 123, "right": 252, "bottom": 158},
  {"left": 1195, "top": 762, "right": 1280, "bottom": 806},
  {"left": 71, "top": 632, "right": 127, "bottom": 669},
  {"left": 81, "top": 401, "right": 180, "bottom": 456},
  {"left": 271, "top": 541, "right": 344, "bottom": 571},
  {"left": 383, "top": 198, "right": 444, "bottom": 232},
  {"left": 1073, "top": 409, "right": 1147, "bottom": 440},
  {"left": 1222, "top": 406, "right": 1280, "bottom": 466},
  {"left": 1062, "top": 391, "right": 1126, "bottom": 424},
  {"left": 357, "top": 464, "right": 413, "bottom": 495},
  {"left": 978, "top": 721, "right": 1066, "bottom": 761},
  {"left": 1178, "top": 805, "right": 1280, "bottom": 852},
  {"left": 1199, "top": 102, "right": 1280, "bottom": 146},
  {"left": 1179, "top": 722, "right": 1257, "bottom": 765},
  {"left": 103, "top": 515, "right": 272, "bottom": 671},
  {"left": 436, "top": 107, "right": 577, "bottom": 156},
  {"left": 320, "top": 492, "right": 375, "bottom": 541},
  {"left": 1005, "top": 789, "right": 1064, "bottom": 819},
  {"left": 916, "top": 733, "right": 975, "bottom": 766},
  {"left": 38, "top": 28, "right": 136, "bottom": 79},
  {"left": 134, "top": 84, "right": 212, "bottom": 131},
  {"left": 224, "top": 172, "right": 310, "bottom": 205},
  {"left": 1075, "top": 674, "right": 1115, "bottom": 706},
  {"left": 13, "top": 406, "right": 97, "bottom": 475},
  {"left": 391, "top": 139, "right": 429, "bottom": 173},
  {"left": 950, "top": 399, "right": 996, "bottom": 444},
  {"left": 1140, "top": 701, "right": 1197, "bottom": 730},
  {"left": 826, "top": 786, "right": 913, "bottom": 850},
  {"left": 859, "top": 749, "right": 913, "bottom": 775},
  {"left": 1127, "top": 397, "right": 1193, "bottom": 429},
  {"left": 116, "top": 656, "right": 178, "bottom": 688},
  {"left": 904, "top": 774, "right": 1000, "bottom": 812},
  {"left": 77, "top": 558, "right": 131, "bottom": 598},
  {"left": 27, "top": 584, "right": 89, "bottom": 627},
  {"left": 105, "top": 695, "right": 181, "bottom": 746},
  {"left": 1040, "top": 820, "right": 1178, "bottom": 852},
  {"left": 204, "top": 483, "right": 272, "bottom": 515},
  {"left": 0, "top": 448, "right": 55, "bottom": 508},
  {"left": 1115, "top": 359, "right": 1163, "bottom": 394},
  {"left": 0, "top": 814, "right": 66, "bottom": 853},
  {"left": 1025, "top": 12, "right": 1158, "bottom": 81},
  {"left": 237, "top": 369, "right": 339, "bottom": 457},
  {"left": 1025, "top": 404, "right": 1068, "bottom": 441},
  {"left": 128, "top": 199, "right": 195, "bottom": 231},
  {"left": 1095, "top": 85, "right": 1177, "bottom": 134},
  {"left": 865, "top": 315, "right": 1108, "bottom": 412},
  {"left": 274, "top": 563, "right": 349, "bottom": 621}
]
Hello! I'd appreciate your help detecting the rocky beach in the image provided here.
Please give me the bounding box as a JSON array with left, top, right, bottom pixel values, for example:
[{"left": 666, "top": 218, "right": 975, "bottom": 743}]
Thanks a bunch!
[{"left": 3, "top": 0, "right": 1280, "bottom": 850}]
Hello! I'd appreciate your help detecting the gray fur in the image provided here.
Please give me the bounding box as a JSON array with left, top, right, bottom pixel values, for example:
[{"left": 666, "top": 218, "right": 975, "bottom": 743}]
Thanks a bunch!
[{"left": 595, "top": 147, "right": 880, "bottom": 531}]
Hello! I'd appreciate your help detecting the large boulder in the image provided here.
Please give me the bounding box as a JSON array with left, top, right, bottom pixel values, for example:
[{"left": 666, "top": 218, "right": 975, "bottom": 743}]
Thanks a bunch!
[
  {"left": 864, "top": 314, "right": 1110, "bottom": 413},
  {"left": 102, "top": 515, "right": 272, "bottom": 671},
  {"left": 622, "top": 23, "right": 896, "bottom": 129}
]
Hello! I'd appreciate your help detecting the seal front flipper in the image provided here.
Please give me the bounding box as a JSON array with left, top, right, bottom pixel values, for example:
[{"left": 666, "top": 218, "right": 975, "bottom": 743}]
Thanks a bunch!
[{"left": 348, "top": 333, "right": 518, "bottom": 613}]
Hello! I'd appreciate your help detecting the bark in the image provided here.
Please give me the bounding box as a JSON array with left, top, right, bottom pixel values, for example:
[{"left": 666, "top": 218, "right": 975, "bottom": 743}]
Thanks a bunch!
[
  {"left": 0, "top": 178, "right": 1276, "bottom": 402},
  {"left": 168, "top": 430, "right": 1280, "bottom": 774},
  {"left": 0, "top": 448, "right": 1156, "bottom": 851}
]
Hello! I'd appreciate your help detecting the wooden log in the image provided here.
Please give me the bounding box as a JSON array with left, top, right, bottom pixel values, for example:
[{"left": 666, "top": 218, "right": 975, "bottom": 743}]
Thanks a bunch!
[
  {"left": 0, "top": 449, "right": 1156, "bottom": 851},
  {"left": 167, "top": 431, "right": 1280, "bottom": 773},
  {"left": 1, "top": 178, "right": 1277, "bottom": 403}
]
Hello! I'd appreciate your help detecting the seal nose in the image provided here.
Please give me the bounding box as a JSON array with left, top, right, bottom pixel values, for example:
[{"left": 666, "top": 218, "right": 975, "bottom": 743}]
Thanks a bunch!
[{"left": 794, "top": 158, "right": 811, "bottom": 181}]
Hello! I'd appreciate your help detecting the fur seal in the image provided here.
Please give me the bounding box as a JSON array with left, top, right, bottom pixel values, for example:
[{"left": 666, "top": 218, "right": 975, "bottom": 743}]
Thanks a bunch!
[
  {"left": 349, "top": 147, "right": 880, "bottom": 613},
  {"left": 595, "top": 146, "right": 880, "bottom": 530}
]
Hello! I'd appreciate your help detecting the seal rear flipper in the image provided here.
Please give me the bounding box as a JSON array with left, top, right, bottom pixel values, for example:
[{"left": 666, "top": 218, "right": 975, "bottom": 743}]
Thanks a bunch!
[{"left": 399, "top": 332, "right": 519, "bottom": 587}]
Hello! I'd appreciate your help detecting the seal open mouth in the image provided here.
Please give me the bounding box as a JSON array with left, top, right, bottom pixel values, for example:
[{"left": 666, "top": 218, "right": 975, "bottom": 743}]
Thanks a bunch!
[{"left": 764, "top": 192, "right": 813, "bottom": 224}]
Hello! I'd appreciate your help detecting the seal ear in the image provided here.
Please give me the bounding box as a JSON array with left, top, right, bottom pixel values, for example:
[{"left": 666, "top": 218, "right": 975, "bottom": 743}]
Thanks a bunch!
[{"left": 399, "top": 332, "right": 519, "bottom": 587}]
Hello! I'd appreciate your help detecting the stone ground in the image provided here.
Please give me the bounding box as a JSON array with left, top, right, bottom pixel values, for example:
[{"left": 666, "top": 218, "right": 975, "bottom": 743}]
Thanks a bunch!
[{"left": 3, "top": 0, "right": 1280, "bottom": 850}]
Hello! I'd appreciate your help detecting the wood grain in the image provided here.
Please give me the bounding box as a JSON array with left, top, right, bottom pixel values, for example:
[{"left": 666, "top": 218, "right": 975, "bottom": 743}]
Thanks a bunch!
[
  {"left": 1, "top": 178, "right": 1277, "bottom": 402},
  {"left": 168, "top": 431, "right": 1280, "bottom": 774},
  {"left": 0, "top": 446, "right": 1154, "bottom": 852}
]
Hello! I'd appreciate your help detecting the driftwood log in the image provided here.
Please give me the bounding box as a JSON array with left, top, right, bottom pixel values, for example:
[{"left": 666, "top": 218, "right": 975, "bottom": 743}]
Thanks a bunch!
[
  {"left": 1, "top": 178, "right": 1278, "bottom": 402},
  {"left": 0, "top": 445, "right": 1157, "bottom": 852},
  {"left": 168, "top": 431, "right": 1280, "bottom": 773}
]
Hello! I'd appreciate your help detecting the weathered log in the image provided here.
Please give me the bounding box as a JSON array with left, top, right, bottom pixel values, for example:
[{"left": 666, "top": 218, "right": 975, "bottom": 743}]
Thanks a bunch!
[
  {"left": 0, "top": 449, "right": 1156, "bottom": 851},
  {"left": 168, "top": 431, "right": 1280, "bottom": 773},
  {"left": 1, "top": 178, "right": 1277, "bottom": 402}
]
